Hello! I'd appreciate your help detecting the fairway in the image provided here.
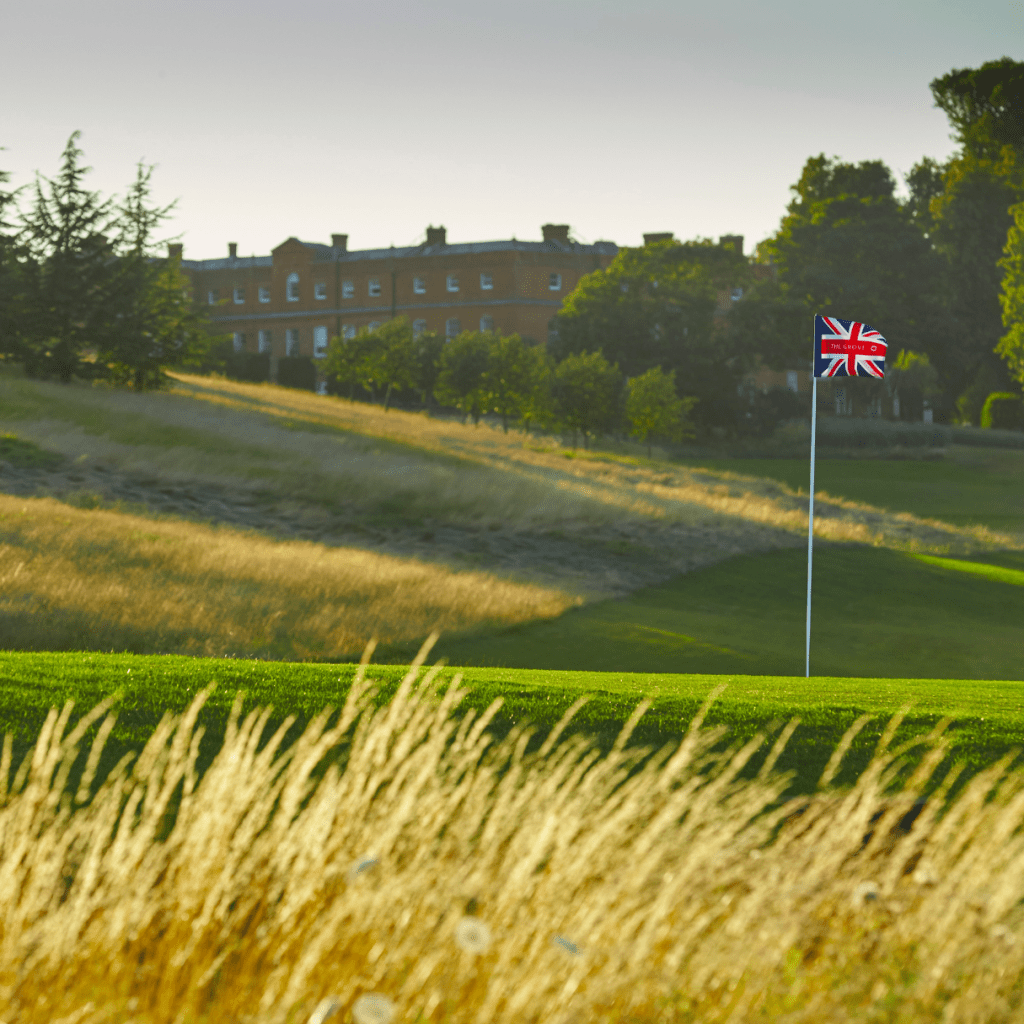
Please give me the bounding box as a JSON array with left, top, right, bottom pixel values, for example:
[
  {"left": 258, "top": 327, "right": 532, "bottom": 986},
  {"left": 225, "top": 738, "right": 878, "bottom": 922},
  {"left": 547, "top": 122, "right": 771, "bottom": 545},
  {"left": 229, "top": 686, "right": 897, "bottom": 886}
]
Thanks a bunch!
[
  {"left": 430, "top": 545, "right": 1024, "bottom": 680},
  {"left": 677, "top": 447, "right": 1024, "bottom": 534}
]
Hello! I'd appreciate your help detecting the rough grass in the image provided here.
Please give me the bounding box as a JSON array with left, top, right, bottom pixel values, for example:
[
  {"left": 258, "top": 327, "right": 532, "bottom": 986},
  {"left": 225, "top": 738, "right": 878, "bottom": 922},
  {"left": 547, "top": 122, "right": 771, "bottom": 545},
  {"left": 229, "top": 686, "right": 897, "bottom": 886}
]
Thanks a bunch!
[
  {"left": 4, "top": 647, "right": 1024, "bottom": 1022},
  {"left": 0, "top": 493, "right": 573, "bottom": 659}
]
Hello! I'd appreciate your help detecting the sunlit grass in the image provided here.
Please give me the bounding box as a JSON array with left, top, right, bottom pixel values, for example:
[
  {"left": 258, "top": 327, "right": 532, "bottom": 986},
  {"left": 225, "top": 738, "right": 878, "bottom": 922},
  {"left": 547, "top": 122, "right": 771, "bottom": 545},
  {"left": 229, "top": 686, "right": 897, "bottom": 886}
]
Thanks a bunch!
[{"left": 0, "top": 493, "right": 573, "bottom": 658}]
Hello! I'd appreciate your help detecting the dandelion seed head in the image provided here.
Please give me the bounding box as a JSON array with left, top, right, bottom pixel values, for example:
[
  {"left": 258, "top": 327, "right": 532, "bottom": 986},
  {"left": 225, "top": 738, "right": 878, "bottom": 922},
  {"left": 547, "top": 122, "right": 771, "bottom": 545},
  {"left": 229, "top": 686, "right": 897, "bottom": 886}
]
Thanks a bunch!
[
  {"left": 455, "top": 915, "right": 491, "bottom": 954},
  {"left": 352, "top": 993, "right": 395, "bottom": 1024},
  {"left": 307, "top": 995, "right": 342, "bottom": 1024},
  {"left": 552, "top": 934, "right": 580, "bottom": 955},
  {"left": 852, "top": 881, "right": 879, "bottom": 907}
]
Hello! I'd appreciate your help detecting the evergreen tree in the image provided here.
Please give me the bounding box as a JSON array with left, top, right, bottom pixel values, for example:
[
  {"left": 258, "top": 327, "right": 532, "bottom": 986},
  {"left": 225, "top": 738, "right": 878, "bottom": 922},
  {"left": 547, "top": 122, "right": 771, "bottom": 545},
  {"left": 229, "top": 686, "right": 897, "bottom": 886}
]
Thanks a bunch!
[
  {"left": 0, "top": 163, "right": 26, "bottom": 361},
  {"left": 19, "top": 132, "right": 120, "bottom": 382},
  {"left": 100, "top": 162, "right": 208, "bottom": 389}
]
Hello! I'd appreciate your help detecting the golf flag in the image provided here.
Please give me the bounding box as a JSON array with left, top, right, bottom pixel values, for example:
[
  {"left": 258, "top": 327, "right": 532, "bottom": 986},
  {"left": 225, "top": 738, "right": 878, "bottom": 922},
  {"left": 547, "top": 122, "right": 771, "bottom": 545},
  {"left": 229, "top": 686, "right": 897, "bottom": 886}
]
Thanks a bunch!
[{"left": 814, "top": 315, "right": 887, "bottom": 378}]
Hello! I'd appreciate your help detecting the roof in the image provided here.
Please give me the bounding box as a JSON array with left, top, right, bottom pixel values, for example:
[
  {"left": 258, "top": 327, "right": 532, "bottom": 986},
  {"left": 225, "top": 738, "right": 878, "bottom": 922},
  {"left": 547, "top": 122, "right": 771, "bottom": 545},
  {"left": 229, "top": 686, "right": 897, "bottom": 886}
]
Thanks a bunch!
[{"left": 181, "top": 238, "right": 618, "bottom": 271}]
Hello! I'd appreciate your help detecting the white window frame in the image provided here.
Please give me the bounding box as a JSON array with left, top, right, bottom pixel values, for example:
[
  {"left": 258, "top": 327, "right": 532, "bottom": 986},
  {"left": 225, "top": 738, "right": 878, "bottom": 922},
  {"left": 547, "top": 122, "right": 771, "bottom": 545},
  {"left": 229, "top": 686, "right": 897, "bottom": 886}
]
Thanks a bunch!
[
  {"left": 258, "top": 285, "right": 271, "bottom": 303},
  {"left": 313, "top": 325, "right": 329, "bottom": 358},
  {"left": 232, "top": 332, "right": 245, "bottom": 353},
  {"left": 286, "top": 273, "right": 300, "bottom": 302},
  {"left": 314, "top": 281, "right": 327, "bottom": 300},
  {"left": 208, "top": 289, "right": 218, "bottom": 305},
  {"left": 342, "top": 324, "right": 356, "bottom": 341},
  {"left": 731, "top": 287, "right": 744, "bottom": 302},
  {"left": 446, "top": 274, "right": 459, "bottom": 293},
  {"left": 480, "top": 272, "right": 493, "bottom": 291},
  {"left": 258, "top": 329, "right": 272, "bottom": 354},
  {"left": 233, "top": 286, "right": 245, "bottom": 305},
  {"left": 285, "top": 328, "right": 299, "bottom": 356},
  {"left": 368, "top": 278, "right": 381, "bottom": 297},
  {"left": 480, "top": 315, "right": 494, "bottom": 332},
  {"left": 413, "top": 319, "right": 427, "bottom": 338},
  {"left": 445, "top": 317, "right": 461, "bottom": 339},
  {"left": 549, "top": 272, "right": 562, "bottom": 291},
  {"left": 342, "top": 279, "right": 354, "bottom": 299},
  {"left": 413, "top": 276, "right": 426, "bottom": 294}
]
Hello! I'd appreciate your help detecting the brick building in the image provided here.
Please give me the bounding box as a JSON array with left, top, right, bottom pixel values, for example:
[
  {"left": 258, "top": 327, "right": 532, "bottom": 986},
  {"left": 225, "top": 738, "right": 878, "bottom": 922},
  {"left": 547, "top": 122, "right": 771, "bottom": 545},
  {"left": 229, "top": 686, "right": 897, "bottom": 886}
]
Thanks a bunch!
[{"left": 175, "top": 224, "right": 617, "bottom": 373}]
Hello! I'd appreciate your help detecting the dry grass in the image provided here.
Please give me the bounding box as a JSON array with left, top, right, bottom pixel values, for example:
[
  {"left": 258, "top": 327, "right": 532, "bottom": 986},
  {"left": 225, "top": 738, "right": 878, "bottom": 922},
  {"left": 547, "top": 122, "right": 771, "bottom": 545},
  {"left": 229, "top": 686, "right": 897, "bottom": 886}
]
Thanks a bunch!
[
  {"left": 0, "top": 494, "right": 573, "bottom": 658},
  {"left": 2, "top": 642, "right": 1024, "bottom": 1023}
]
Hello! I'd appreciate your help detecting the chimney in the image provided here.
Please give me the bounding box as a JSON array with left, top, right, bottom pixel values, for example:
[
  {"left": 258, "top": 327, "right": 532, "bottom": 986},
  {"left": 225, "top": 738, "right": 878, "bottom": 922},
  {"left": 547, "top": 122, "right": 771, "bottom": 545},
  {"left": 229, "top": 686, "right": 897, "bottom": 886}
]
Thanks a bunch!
[
  {"left": 425, "top": 225, "right": 446, "bottom": 247},
  {"left": 542, "top": 224, "right": 570, "bottom": 244},
  {"left": 332, "top": 233, "right": 348, "bottom": 251},
  {"left": 643, "top": 232, "right": 674, "bottom": 245},
  {"left": 228, "top": 242, "right": 238, "bottom": 259},
  {"left": 168, "top": 243, "right": 183, "bottom": 260},
  {"left": 719, "top": 234, "right": 744, "bottom": 256}
]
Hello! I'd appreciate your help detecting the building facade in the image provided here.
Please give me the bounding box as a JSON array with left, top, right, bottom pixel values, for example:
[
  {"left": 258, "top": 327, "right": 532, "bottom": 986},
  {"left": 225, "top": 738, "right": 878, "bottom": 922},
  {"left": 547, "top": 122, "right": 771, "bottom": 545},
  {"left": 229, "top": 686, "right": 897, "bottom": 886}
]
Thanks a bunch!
[{"left": 176, "top": 224, "right": 617, "bottom": 369}]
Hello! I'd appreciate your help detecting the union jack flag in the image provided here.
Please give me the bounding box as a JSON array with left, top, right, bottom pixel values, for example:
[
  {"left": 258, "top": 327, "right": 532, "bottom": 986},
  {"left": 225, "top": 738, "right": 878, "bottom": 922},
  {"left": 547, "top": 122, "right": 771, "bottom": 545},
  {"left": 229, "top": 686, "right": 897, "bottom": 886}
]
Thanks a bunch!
[{"left": 814, "top": 315, "right": 887, "bottom": 378}]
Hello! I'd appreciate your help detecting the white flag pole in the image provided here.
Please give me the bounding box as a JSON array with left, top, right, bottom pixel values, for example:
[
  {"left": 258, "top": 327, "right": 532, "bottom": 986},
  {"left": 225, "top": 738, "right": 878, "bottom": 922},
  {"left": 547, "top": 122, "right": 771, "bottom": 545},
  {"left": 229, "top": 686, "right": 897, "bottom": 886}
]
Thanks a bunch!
[{"left": 805, "top": 373, "right": 818, "bottom": 678}]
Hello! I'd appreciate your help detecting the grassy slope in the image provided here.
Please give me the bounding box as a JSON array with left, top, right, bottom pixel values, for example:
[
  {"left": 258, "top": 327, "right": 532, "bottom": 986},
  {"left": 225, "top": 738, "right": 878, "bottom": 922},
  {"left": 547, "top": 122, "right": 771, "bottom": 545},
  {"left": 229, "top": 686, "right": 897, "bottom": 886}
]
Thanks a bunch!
[
  {"left": 676, "top": 449, "right": 1024, "bottom": 533},
  {"left": 1, "top": 651, "right": 1022, "bottom": 798},
  {"left": 428, "top": 546, "right": 1024, "bottom": 680}
]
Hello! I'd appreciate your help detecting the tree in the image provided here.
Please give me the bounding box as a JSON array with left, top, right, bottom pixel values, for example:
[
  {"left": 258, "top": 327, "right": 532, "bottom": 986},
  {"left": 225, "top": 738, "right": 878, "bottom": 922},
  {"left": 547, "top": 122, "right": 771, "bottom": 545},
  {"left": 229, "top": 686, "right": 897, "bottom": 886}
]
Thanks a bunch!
[
  {"left": 0, "top": 162, "right": 26, "bottom": 361},
  {"left": 99, "top": 162, "right": 209, "bottom": 388},
  {"left": 323, "top": 329, "right": 377, "bottom": 401},
  {"left": 927, "top": 59, "right": 1024, "bottom": 420},
  {"left": 435, "top": 331, "right": 491, "bottom": 423},
  {"left": 482, "top": 333, "right": 550, "bottom": 432},
  {"left": 18, "top": 132, "right": 121, "bottom": 382},
  {"left": 363, "top": 317, "right": 417, "bottom": 410},
  {"left": 998, "top": 200, "right": 1024, "bottom": 387},
  {"left": 412, "top": 329, "right": 445, "bottom": 409},
  {"left": 550, "top": 238, "right": 752, "bottom": 433},
  {"left": 765, "top": 155, "right": 941, "bottom": 361},
  {"left": 886, "top": 349, "right": 941, "bottom": 421},
  {"left": 625, "top": 366, "right": 695, "bottom": 456},
  {"left": 551, "top": 350, "right": 622, "bottom": 448}
]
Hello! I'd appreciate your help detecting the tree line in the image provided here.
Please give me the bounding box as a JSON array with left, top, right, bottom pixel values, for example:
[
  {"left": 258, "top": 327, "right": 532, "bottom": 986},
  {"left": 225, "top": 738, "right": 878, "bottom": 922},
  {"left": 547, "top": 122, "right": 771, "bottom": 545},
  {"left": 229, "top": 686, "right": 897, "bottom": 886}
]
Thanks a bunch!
[
  {"left": 0, "top": 133, "right": 207, "bottom": 389},
  {"left": 322, "top": 318, "right": 694, "bottom": 452}
]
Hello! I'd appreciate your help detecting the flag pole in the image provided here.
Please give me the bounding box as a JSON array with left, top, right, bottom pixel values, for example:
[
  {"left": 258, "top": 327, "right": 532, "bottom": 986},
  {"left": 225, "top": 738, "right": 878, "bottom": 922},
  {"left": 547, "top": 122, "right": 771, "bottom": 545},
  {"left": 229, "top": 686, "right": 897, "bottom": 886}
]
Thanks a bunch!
[{"left": 805, "top": 374, "right": 817, "bottom": 678}]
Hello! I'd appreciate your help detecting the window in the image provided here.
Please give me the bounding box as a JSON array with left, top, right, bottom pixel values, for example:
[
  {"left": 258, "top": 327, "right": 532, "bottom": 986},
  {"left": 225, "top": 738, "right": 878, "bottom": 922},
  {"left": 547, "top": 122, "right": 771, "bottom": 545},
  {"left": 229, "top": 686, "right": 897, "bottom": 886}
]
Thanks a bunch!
[
  {"left": 233, "top": 286, "right": 245, "bottom": 304},
  {"left": 786, "top": 371, "right": 799, "bottom": 393},
  {"left": 480, "top": 272, "right": 493, "bottom": 290},
  {"left": 413, "top": 276, "right": 426, "bottom": 294},
  {"left": 314, "top": 282, "right": 327, "bottom": 300},
  {"left": 480, "top": 315, "right": 494, "bottom": 332},
  {"left": 731, "top": 287, "right": 743, "bottom": 302},
  {"left": 232, "top": 332, "right": 245, "bottom": 353},
  {"left": 445, "top": 317, "right": 461, "bottom": 339},
  {"left": 447, "top": 274, "right": 459, "bottom": 293},
  {"left": 208, "top": 289, "right": 218, "bottom": 305},
  {"left": 342, "top": 279, "right": 354, "bottom": 299},
  {"left": 258, "top": 329, "right": 272, "bottom": 354},
  {"left": 368, "top": 278, "right": 381, "bottom": 297},
  {"left": 549, "top": 273, "right": 562, "bottom": 291},
  {"left": 413, "top": 319, "right": 427, "bottom": 338},
  {"left": 342, "top": 324, "right": 356, "bottom": 341},
  {"left": 258, "top": 285, "right": 271, "bottom": 303},
  {"left": 286, "top": 328, "right": 299, "bottom": 356},
  {"left": 286, "top": 273, "right": 299, "bottom": 302},
  {"left": 368, "top": 321, "right": 382, "bottom": 333},
  {"left": 313, "top": 326, "right": 328, "bottom": 358}
]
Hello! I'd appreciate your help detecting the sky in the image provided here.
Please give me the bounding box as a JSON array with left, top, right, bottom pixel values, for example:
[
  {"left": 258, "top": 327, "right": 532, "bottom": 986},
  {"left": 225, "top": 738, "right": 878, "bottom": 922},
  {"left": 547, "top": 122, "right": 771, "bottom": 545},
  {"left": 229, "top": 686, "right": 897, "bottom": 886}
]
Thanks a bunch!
[{"left": 2, "top": 0, "right": 1020, "bottom": 260}]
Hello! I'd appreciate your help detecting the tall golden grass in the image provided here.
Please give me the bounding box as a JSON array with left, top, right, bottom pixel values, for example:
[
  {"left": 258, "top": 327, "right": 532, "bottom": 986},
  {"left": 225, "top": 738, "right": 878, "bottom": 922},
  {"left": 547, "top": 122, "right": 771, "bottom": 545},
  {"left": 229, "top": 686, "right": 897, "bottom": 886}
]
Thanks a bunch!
[
  {"left": 0, "top": 494, "right": 572, "bottom": 658},
  {"left": 2, "top": 641, "right": 1023, "bottom": 1022}
]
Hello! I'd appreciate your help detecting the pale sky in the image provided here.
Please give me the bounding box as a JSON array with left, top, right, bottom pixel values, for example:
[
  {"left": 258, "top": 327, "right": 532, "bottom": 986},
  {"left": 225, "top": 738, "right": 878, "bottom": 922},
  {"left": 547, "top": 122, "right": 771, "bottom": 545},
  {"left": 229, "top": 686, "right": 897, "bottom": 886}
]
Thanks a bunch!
[{"left": 2, "top": 0, "right": 1020, "bottom": 260}]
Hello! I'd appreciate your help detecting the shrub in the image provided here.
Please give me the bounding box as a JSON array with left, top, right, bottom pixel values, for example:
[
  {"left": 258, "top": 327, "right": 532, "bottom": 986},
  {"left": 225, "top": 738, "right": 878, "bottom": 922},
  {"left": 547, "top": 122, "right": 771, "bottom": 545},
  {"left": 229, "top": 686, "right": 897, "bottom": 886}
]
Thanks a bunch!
[
  {"left": 224, "top": 351, "right": 270, "bottom": 384},
  {"left": 277, "top": 355, "right": 316, "bottom": 391},
  {"left": 981, "top": 391, "right": 1024, "bottom": 430}
]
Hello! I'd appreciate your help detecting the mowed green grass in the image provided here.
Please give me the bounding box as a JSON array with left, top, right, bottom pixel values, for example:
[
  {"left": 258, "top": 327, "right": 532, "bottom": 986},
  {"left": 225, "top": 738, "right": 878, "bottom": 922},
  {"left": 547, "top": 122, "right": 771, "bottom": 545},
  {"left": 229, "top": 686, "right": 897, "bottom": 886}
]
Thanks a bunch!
[
  {"left": 429, "top": 546, "right": 1024, "bottom": 680},
  {"left": 677, "top": 449, "right": 1024, "bottom": 533},
  {"left": 2, "top": 650, "right": 1023, "bottom": 799}
]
